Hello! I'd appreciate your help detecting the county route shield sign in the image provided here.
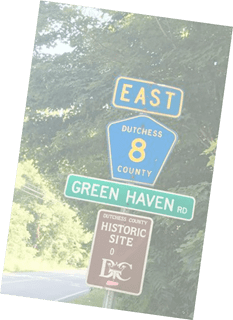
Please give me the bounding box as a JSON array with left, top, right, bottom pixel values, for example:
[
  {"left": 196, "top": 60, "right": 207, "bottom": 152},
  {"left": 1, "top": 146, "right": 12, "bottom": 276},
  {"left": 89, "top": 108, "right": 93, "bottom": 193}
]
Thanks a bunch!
[{"left": 106, "top": 115, "right": 178, "bottom": 186}]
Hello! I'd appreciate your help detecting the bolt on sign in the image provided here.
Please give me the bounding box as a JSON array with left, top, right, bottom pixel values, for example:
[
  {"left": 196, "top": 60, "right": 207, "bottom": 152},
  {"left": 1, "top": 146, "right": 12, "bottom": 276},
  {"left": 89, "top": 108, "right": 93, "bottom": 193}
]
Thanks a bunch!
[
  {"left": 111, "top": 76, "right": 184, "bottom": 118},
  {"left": 86, "top": 210, "right": 153, "bottom": 295},
  {"left": 106, "top": 115, "right": 178, "bottom": 186}
]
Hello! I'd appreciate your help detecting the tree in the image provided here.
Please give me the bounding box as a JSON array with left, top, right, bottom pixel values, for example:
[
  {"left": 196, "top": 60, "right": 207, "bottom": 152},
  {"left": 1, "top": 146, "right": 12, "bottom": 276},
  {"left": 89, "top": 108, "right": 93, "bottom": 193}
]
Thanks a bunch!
[
  {"left": 7, "top": 160, "right": 92, "bottom": 269},
  {"left": 15, "top": 1, "right": 232, "bottom": 318},
  {"left": 4, "top": 202, "right": 36, "bottom": 263}
]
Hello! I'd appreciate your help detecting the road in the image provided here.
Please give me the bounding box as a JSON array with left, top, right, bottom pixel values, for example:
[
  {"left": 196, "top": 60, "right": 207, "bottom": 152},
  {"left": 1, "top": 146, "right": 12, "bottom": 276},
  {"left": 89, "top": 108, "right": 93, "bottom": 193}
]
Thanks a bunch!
[{"left": 0, "top": 270, "right": 90, "bottom": 302}]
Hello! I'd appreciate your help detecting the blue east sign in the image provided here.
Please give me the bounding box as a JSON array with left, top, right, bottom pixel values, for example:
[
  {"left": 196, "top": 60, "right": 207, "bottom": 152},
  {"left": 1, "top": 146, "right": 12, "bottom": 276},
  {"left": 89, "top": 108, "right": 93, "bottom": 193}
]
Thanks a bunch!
[
  {"left": 106, "top": 115, "right": 178, "bottom": 186},
  {"left": 112, "top": 76, "right": 184, "bottom": 118}
]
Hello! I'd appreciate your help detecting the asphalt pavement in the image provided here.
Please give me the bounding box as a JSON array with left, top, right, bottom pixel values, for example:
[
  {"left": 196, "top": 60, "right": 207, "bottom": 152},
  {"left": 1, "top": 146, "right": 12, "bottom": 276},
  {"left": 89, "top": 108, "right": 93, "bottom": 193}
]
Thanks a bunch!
[{"left": 0, "top": 270, "right": 90, "bottom": 302}]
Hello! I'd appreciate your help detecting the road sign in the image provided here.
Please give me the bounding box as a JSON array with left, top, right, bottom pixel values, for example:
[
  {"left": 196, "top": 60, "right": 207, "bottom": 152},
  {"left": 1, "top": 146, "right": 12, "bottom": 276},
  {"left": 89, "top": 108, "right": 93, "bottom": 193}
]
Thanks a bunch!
[
  {"left": 112, "top": 76, "right": 184, "bottom": 118},
  {"left": 86, "top": 209, "right": 153, "bottom": 295},
  {"left": 106, "top": 115, "right": 178, "bottom": 186},
  {"left": 64, "top": 174, "right": 195, "bottom": 221}
]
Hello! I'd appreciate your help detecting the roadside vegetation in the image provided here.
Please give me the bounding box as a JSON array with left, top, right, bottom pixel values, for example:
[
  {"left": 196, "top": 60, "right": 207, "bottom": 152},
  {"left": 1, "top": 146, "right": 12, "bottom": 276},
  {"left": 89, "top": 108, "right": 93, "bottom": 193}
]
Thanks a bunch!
[
  {"left": 71, "top": 288, "right": 105, "bottom": 308},
  {"left": 3, "top": 160, "right": 92, "bottom": 273},
  {"left": 4, "top": 257, "right": 78, "bottom": 273}
]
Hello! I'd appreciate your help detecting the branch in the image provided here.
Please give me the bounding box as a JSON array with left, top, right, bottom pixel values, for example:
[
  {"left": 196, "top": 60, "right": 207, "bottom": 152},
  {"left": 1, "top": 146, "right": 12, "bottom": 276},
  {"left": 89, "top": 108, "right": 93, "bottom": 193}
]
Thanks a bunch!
[{"left": 155, "top": 17, "right": 176, "bottom": 49}]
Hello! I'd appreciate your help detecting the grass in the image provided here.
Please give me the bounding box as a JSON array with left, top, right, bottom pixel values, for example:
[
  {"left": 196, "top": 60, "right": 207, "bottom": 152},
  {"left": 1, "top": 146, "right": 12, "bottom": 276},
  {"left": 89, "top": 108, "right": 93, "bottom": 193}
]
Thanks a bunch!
[
  {"left": 3, "top": 256, "right": 79, "bottom": 273},
  {"left": 70, "top": 288, "right": 105, "bottom": 307}
]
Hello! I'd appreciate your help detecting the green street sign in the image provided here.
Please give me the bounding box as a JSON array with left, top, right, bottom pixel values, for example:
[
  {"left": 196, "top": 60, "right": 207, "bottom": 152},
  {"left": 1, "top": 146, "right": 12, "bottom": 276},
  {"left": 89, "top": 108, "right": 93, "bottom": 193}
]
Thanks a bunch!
[{"left": 64, "top": 174, "right": 195, "bottom": 221}]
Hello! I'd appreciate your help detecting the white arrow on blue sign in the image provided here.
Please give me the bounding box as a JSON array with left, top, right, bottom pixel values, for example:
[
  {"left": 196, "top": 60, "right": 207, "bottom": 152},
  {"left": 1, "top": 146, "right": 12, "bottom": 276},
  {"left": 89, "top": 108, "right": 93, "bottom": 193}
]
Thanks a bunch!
[{"left": 106, "top": 115, "right": 178, "bottom": 186}]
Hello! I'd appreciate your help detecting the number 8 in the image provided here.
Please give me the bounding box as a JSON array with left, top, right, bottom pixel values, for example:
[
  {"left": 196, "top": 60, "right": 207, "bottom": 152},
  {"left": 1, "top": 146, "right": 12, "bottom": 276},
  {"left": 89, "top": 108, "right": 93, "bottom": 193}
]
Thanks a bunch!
[{"left": 128, "top": 138, "right": 146, "bottom": 163}]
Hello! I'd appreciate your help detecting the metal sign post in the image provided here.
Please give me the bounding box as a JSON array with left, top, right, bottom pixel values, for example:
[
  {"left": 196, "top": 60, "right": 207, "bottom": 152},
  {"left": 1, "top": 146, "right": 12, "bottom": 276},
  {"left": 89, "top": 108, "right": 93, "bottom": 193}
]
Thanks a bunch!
[
  {"left": 102, "top": 206, "right": 130, "bottom": 309},
  {"left": 102, "top": 289, "right": 115, "bottom": 308}
]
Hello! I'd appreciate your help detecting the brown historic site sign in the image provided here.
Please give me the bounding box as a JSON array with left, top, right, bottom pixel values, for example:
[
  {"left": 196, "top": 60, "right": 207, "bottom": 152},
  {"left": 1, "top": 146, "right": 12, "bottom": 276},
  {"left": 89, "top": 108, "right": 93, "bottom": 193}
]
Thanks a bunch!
[{"left": 86, "top": 209, "right": 153, "bottom": 295}]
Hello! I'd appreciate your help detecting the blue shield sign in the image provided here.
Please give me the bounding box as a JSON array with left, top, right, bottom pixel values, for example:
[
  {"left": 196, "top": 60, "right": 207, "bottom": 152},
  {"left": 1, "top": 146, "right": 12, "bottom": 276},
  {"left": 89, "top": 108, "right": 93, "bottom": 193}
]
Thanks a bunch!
[
  {"left": 107, "top": 115, "right": 178, "bottom": 186},
  {"left": 112, "top": 76, "right": 184, "bottom": 118}
]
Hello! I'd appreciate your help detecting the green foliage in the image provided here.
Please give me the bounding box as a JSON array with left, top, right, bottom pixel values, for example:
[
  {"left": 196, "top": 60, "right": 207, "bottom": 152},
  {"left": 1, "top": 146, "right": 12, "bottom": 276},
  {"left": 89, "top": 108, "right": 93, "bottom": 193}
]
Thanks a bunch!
[
  {"left": 5, "top": 160, "right": 92, "bottom": 271},
  {"left": 11, "top": 2, "right": 232, "bottom": 319},
  {"left": 176, "top": 230, "right": 204, "bottom": 275},
  {"left": 5, "top": 202, "right": 36, "bottom": 260},
  {"left": 71, "top": 288, "right": 105, "bottom": 307},
  {"left": 202, "top": 138, "right": 217, "bottom": 168},
  {"left": 4, "top": 256, "right": 76, "bottom": 273}
]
